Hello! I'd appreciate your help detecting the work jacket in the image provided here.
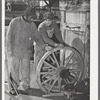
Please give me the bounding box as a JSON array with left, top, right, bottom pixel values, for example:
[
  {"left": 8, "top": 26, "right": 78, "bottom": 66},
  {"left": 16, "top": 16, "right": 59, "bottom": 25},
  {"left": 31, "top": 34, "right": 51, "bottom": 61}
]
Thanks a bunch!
[
  {"left": 6, "top": 16, "right": 45, "bottom": 58},
  {"left": 38, "top": 20, "right": 64, "bottom": 46}
]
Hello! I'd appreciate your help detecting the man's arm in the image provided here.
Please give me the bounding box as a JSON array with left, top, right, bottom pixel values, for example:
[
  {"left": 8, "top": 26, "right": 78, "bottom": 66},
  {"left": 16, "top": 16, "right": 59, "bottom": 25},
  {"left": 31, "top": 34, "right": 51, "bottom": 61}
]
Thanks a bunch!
[
  {"left": 53, "top": 21, "right": 64, "bottom": 44},
  {"left": 31, "top": 23, "right": 46, "bottom": 50},
  {"left": 6, "top": 19, "right": 14, "bottom": 55},
  {"left": 38, "top": 25, "right": 56, "bottom": 47}
]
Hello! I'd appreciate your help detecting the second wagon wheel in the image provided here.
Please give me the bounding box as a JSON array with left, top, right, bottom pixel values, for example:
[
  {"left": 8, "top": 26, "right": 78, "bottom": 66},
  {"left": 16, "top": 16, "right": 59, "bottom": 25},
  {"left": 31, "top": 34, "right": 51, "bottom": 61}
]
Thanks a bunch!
[{"left": 36, "top": 46, "right": 84, "bottom": 93}]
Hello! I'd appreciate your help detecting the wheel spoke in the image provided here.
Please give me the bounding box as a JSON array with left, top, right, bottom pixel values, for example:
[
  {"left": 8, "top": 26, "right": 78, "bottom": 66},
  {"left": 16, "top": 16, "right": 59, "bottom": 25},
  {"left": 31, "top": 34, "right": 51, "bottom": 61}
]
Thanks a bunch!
[
  {"left": 66, "top": 78, "right": 70, "bottom": 83},
  {"left": 64, "top": 52, "right": 75, "bottom": 67},
  {"left": 67, "top": 77, "right": 72, "bottom": 82},
  {"left": 69, "top": 69, "right": 83, "bottom": 72},
  {"left": 42, "top": 66, "right": 49, "bottom": 70},
  {"left": 67, "top": 61, "right": 79, "bottom": 67},
  {"left": 74, "top": 77, "right": 79, "bottom": 82},
  {"left": 40, "top": 71, "right": 55, "bottom": 75},
  {"left": 48, "top": 77, "right": 59, "bottom": 92},
  {"left": 42, "top": 74, "right": 49, "bottom": 79},
  {"left": 66, "top": 76, "right": 76, "bottom": 84},
  {"left": 49, "top": 55, "right": 55, "bottom": 63},
  {"left": 43, "top": 61, "right": 57, "bottom": 70},
  {"left": 48, "top": 79, "right": 52, "bottom": 85},
  {"left": 42, "top": 67, "right": 54, "bottom": 71},
  {"left": 60, "top": 49, "right": 66, "bottom": 67},
  {"left": 42, "top": 66, "right": 55, "bottom": 71},
  {"left": 64, "top": 79, "right": 68, "bottom": 84},
  {"left": 42, "top": 77, "right": 53, "bottom": 85},
  {"left": 71, "top": 72, "right": 80, "bottom": 81},
  {"left": 69, "top": 75, "right": 76, "bottom": 83},
  {"left": 70, "top": 77, "right": 79, "bottom": 83},
  {"left": 65, "top": 61, "right": 79, "bottom": 69},
  {"left": 58, "top": 77, "right": 62, "bottom": 92},
  {"left": 69, "top": 74, "right": 75, "bottom": 79},
  {"left": 52, "top": 53, "right": 60, "bottom": 68}
]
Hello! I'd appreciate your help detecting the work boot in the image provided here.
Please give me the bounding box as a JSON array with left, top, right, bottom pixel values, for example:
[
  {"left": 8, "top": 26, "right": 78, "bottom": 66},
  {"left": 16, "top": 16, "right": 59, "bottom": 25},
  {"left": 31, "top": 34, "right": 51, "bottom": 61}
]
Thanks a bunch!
[{"left": 9, "top": 74, "right": 19, "bottom": 96}]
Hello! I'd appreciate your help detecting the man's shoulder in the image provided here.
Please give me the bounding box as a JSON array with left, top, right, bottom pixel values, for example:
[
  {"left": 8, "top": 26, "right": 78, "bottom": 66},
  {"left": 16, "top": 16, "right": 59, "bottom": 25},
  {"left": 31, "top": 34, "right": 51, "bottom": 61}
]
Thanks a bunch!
[
  {"left": 10, "top": 17, "right": 21, "bottom": 24},
  {"left": 38, "top": 21, "right": 45, "bottom": 28},
  {"left": 31, "top": 21, "right": 37, "bottom": 26}
]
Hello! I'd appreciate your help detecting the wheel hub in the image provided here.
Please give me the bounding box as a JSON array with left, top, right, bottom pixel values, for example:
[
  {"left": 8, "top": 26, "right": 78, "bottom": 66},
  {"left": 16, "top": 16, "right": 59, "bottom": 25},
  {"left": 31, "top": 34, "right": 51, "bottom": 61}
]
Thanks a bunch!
[{"left": 57, "top": 68, "right": 70, "bottom": 79}]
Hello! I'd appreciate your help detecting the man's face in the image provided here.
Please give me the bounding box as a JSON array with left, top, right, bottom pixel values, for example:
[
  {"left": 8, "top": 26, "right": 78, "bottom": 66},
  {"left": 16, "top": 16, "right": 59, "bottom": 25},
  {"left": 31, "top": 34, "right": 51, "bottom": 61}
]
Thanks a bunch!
[
  {"left": 26, "top": 15, "right": 34, "bottom": 23},
  {"left": 45, "top": 19, "right": 53, "bottom": 26}
]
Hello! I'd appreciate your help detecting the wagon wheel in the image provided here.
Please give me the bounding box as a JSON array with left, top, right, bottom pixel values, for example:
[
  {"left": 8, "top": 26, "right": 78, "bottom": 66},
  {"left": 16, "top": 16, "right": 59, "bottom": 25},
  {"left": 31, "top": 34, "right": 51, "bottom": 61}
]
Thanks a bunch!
[{"left": 36, "top": 46, "right": 84, "bottom": 93}]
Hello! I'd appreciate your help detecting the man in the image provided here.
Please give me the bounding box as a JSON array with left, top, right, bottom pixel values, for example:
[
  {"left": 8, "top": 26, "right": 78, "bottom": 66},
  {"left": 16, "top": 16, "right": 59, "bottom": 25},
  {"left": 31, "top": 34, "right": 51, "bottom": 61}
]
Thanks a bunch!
[
  {"left": 38, "top": 12, "right": 65, "bottom": 47},
  {"left": 6, "top": 7, "right": 45, "bottom": 95},
  {"left": 34, "top": 12, "right": 67, "bottom": 68}
]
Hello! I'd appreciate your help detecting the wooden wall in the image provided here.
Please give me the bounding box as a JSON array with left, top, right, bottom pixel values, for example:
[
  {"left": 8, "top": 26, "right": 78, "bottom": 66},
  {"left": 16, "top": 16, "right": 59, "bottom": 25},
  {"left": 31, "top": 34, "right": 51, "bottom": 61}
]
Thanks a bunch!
[{"left": 60, "top": 10, "right": 90, "bottom": 78}]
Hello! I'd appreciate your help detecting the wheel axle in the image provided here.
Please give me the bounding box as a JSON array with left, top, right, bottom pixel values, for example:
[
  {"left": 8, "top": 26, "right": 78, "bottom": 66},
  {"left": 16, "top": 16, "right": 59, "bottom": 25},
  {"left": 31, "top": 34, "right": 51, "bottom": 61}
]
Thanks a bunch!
[
  {"left": 57, "top": 67, "right": 70, "bottom": 79},
  {"left": 59, "top": 68, "right": 70, "bottom": 79}
]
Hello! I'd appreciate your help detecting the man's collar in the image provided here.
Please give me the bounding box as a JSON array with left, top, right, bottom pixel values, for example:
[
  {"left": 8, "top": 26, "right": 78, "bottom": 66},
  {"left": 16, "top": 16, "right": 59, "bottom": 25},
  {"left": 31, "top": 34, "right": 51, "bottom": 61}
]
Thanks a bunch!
[{"left": 22, "top": 16, "right": 31, "bottom": 23}]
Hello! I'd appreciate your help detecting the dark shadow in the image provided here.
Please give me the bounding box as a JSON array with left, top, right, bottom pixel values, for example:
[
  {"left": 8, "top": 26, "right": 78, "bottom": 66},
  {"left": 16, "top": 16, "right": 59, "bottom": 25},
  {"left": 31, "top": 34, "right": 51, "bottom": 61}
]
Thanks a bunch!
[
  {"left": 18, "top": 88, "right": 44, "bottom": 97},
  {"left": 19, "top": 88, "right": 65, "bottom": 100},
  {"left": 71, "top": 38, "right": 84, "bottom": 57}
]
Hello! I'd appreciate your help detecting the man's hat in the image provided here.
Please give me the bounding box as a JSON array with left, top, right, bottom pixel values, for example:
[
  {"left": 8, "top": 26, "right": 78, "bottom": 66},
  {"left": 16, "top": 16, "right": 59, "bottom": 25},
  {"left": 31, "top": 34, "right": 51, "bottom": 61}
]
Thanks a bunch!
[
  {"left": 43, "top": 12, "right": 54, "bottom": 20},
  {"left": 24, "top": 6, "right": 36, "bottom": 17}
]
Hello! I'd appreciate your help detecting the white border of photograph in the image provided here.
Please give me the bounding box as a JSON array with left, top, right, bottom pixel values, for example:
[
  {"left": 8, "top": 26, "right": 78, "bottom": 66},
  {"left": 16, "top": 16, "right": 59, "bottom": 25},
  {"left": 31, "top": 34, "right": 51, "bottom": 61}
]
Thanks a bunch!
[
  {"left": 90, "top": 0, "right": 98, "bottom": 100},
  {"left": 2, "top": 0, "right": 98, "bottom": 100}
]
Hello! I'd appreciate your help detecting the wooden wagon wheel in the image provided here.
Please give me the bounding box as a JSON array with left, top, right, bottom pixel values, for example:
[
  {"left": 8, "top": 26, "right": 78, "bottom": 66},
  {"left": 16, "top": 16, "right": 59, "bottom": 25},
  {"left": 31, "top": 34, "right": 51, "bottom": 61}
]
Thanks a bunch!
[{"left": 36, "top": 46, "right": 84, "bottom": 93}]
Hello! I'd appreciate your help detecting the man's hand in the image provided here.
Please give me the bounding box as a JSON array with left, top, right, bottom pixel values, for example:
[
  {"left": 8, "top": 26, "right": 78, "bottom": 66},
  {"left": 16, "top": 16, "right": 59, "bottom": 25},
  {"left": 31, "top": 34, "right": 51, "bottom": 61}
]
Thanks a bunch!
[
  {"left": 57, "top": 43, "right": 65, "bottom": 48},
  {"left": 45, "top": 46, "right": 53, "bottom": 51},
  {"left": 54, "top": 43, "right": 65, "bottom": 48}
]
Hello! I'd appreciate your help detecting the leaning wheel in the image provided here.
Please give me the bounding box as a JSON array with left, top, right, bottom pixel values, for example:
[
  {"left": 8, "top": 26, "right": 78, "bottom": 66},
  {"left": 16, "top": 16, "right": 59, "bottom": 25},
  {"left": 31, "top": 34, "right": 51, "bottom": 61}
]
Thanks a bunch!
[{"left": 36, "top": 46, "right": 84, "bottom": 93}]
